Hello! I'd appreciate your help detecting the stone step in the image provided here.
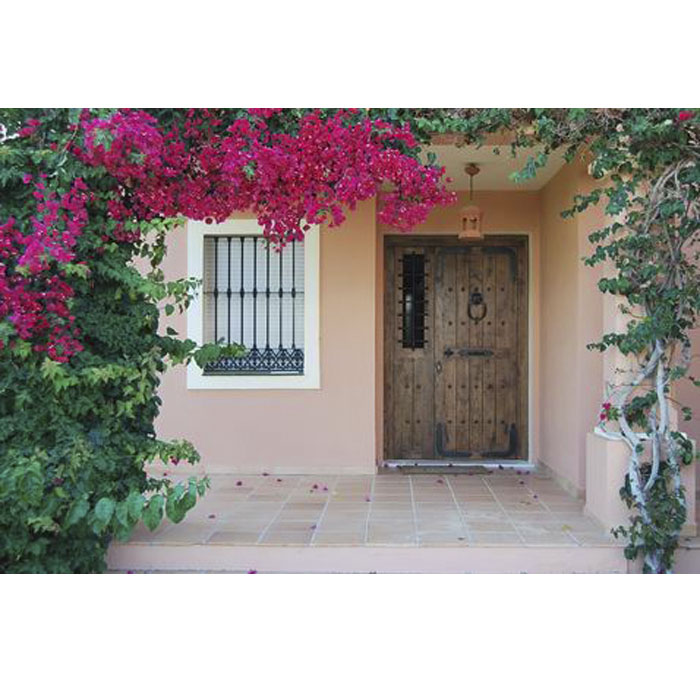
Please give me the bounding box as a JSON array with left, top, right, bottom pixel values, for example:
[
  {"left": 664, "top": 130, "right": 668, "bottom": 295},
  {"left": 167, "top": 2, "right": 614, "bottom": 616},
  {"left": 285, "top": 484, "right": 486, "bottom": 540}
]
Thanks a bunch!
[{"left": 108, "top": 542, "right": 641, "bottom": 574}]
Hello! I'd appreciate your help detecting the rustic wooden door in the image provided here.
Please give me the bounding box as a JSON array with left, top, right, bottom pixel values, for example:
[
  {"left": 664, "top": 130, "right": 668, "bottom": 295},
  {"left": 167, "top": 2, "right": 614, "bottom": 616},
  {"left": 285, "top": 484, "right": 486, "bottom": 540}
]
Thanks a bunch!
[{"left": 384, "top": 237, "right": 528, "bottom": 461}]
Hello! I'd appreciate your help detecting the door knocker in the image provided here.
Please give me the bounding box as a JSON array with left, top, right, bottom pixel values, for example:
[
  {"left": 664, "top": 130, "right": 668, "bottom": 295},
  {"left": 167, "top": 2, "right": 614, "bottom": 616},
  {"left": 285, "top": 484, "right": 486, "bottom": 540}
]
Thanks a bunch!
[{"left": 467, "top": 290, "right": 487, "bottom": 323}]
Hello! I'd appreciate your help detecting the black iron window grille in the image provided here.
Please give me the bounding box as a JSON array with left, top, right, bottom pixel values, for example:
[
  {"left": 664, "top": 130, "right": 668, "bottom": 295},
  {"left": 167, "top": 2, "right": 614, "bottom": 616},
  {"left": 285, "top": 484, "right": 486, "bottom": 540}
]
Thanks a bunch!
[
  {"left": 400, "top": 253, "right": 427, "bottom": 349},
  {"left": 203, "top": 235, "right": 305, "bottom": 374}
]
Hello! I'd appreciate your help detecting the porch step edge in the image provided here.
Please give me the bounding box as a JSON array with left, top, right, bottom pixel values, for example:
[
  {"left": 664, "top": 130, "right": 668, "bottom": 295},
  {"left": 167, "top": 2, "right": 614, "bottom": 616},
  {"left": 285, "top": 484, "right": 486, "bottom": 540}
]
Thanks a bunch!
[{"left": 108, "top": 543, "right": 635, "bottom": 574}]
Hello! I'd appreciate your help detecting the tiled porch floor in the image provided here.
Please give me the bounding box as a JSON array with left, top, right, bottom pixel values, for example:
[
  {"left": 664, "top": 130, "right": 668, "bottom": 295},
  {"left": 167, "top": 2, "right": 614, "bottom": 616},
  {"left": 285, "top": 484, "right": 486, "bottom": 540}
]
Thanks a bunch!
[{"left": 126, "top": 471, "right": 615, "bottom": 548}]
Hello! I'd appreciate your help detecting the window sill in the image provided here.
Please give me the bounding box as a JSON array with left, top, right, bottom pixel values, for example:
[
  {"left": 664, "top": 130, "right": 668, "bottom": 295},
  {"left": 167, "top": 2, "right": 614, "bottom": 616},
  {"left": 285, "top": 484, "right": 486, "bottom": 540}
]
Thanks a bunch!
[{"left": 187, "top": 363, "right": 320, "bottom": 390}]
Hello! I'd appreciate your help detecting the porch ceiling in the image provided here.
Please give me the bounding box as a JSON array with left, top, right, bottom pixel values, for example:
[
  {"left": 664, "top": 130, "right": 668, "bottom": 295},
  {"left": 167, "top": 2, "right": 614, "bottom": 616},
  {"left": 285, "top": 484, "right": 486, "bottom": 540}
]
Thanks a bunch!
[{"left": 423, "top": 144, "right": 567, "bottom": 191}]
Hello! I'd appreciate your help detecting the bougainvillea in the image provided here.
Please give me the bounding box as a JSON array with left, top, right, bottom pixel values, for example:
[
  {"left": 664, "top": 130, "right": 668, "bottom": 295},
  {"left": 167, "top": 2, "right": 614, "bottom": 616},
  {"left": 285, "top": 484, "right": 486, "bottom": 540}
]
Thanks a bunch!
[
  {"left": 4, "top": 108, "right": 454, "bottom": 362},
  {"left": 76, "top": 108, "right": 454, "bottom": 244},
  {"left": 0, "top": 175, "right": 88, "bottom": 360}
]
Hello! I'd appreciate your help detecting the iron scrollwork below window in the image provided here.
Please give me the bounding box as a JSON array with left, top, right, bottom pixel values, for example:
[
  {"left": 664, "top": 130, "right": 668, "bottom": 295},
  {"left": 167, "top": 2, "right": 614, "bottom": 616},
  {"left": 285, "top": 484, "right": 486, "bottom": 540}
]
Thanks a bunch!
[{"left": 203, "top": 236, "right": 305, "bottom": 375}]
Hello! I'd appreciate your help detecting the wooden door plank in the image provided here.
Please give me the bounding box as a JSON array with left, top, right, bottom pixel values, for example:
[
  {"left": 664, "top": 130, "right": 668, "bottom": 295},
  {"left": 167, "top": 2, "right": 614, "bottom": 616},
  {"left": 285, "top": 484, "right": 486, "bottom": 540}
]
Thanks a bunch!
[
  {"left": 517, "top": 242, "right": 529, "bottom": 459},
  {"left": 467, "top": 249, "right": 484, "bottom": 453},
  {"left": 435, "top": 251, "right": 457, "bottom": 455},
  {"left": 454, "top": 252, "right": 470, "bottom": 452},
  {"left": 412, "top": 247, "right": 434, "bottom": 457},
  {"left": 483, "top": 251, "right": 497, "bottom": 451},
  {"left": 494, "top": 252, "right": 510, "bottom": 453}
]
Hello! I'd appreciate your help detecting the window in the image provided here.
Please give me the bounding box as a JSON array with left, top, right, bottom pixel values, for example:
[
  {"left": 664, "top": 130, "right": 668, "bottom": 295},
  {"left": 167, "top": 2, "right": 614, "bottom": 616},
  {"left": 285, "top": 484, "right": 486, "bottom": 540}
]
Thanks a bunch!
[
  {"left": 186, "top": 219, "right": 320, "bottom": 390},
  {"left": 202, "top": 235, "right": 305, "bottom": 375},
  {"left": 400, "top": 253, "right": 427, "bottom": 349}
]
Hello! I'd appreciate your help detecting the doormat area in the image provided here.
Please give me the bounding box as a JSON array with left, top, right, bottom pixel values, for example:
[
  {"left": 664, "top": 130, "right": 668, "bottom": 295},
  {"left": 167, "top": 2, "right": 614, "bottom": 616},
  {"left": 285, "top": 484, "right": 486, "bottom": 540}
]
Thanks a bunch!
[{"left": 384, "top": 464, "right": 499, "bottom": 475}]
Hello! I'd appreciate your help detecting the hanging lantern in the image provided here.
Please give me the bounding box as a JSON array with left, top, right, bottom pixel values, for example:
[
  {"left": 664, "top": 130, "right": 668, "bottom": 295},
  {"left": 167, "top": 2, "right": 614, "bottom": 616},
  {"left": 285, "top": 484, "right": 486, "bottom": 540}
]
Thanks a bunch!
[{"left": 459, "top": 163, "right": 484, "bottom": 239}]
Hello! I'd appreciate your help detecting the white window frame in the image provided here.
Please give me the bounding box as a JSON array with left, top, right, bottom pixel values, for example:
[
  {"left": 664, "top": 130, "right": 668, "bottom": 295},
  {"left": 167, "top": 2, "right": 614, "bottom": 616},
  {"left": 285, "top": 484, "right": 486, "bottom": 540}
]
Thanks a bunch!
[{"left": 186, "top": 218, "right": 320, "bottom": 390}]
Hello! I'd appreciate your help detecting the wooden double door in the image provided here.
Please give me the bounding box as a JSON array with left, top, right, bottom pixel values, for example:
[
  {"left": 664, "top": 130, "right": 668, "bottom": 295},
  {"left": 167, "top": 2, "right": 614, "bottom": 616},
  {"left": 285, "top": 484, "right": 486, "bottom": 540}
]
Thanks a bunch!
[{"left": 384, "top": 236, "right": 528, "bottom": 461}]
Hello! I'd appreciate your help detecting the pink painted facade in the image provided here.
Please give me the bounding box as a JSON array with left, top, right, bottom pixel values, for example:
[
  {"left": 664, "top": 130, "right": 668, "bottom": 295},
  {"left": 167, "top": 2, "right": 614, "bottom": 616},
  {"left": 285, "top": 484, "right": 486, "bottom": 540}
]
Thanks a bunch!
[{"left": 155, "top": 155, "right": 699, "bottom": 536}]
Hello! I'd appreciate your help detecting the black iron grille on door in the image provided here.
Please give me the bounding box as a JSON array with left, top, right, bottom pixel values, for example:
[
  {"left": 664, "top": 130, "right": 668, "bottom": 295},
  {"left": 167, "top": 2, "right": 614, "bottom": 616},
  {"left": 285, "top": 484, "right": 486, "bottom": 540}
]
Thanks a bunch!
[
  {"left": 400, "top": 253, "right": 427, "bottom": 349},
  {"left": 202, "top": 236, "right": 305, "bottom": 374}
]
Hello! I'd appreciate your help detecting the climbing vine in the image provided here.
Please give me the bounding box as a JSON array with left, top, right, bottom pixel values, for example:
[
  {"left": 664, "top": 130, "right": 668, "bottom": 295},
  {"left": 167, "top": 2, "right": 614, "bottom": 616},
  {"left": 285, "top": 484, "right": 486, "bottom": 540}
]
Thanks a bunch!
[
  {"left": 1, "top": 107, "right": 697, "bottom": 572},
  {"left": 403, "top": 108, "right": 700, "bottom": 572}
]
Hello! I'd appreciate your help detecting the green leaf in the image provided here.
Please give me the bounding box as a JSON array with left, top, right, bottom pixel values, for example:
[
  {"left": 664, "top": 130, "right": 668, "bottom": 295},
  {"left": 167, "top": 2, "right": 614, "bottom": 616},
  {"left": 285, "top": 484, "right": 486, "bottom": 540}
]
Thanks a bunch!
[
  {"left": 143, "top": 494, "right": 164, "bottom": 531},
  {"left": 125, "top": 491, "right": 145, "bottom": 521},
  {"left": 115, "top": 501, "right": 130, "bottom": 529},
  {"left": 93, "top": 497, "right": 115, "bottom": 533},
  {"left": 64, "top": 497, "right": 89, "bottom": 527},
  {"left": 165, "top": 492, "right": 186, "bottom": 524}
]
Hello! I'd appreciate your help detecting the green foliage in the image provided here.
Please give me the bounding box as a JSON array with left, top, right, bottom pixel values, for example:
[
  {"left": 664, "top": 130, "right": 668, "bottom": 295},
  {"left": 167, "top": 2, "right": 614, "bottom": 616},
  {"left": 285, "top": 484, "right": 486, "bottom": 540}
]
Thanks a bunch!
[
  {"left": 613, "top": 461, "right": 688, "bottom": 573},
  {"left": 0, "top": 109, "right": 244, "bottom": 572}
]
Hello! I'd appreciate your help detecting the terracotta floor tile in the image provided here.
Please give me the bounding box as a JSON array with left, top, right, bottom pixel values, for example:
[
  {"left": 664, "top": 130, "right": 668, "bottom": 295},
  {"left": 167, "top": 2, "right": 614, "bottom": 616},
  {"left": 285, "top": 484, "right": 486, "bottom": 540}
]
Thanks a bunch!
[
  {"left": 461, "top": 511, "right": 510, "bottom": 523},
  {"left": 126, "top": 472, "right": 617, "bottom": 554},
  {"left": 271, "top": 519, "right": 320, "bottom": 530},
  {"left": 149, "top": 523, "right": 218, "bottom": 544},
  {"left": 458, "top": 502, "right": 501, "bottom": 511},
  {"left": 260, "top": 530, "right": 315, "bottom": 545},
  {"left": 468, "top": 521, "right": 517, "bottom": 533},
  {"left": 317, "top": 522, "right": 368, "bottom": 533}
]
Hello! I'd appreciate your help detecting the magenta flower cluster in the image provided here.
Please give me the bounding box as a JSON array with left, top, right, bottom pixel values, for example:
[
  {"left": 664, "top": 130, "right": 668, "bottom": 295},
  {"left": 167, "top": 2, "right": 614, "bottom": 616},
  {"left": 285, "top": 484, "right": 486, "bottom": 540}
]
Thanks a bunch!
[
  {"left": 75, "top": 108, "right": 456, "bottom": 246},
  {"left": 1, "top": 174, "right": 89, "bottom": 361},
  {"left": 3, "top": 109, "right": 455, "bottom": 361}
]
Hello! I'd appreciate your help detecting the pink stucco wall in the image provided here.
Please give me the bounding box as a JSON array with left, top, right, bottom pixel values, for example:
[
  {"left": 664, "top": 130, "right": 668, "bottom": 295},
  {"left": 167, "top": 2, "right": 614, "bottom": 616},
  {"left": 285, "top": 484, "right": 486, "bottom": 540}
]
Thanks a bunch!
[
  {"left": 156, "top": 201, "right": 378, "bottom": 473},
  {"left": 153, "top": 169, "right": 696, "bottom": 489},
  {"left": 539, "top": 160, "right": 604, "bottom": 495}
]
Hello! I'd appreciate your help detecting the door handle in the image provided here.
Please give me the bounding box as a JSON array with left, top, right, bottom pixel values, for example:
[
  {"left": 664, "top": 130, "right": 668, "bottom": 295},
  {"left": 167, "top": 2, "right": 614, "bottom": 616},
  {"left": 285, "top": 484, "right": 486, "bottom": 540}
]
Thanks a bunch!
[
  {"left": 444, "top": 348, "right": 454, "bottom": 358},
  {"left": 458, "top": 348, "right": 494, "bottom": 357},
  {"left": 468, "top": 290, "right": 487, "bottom": 323}
]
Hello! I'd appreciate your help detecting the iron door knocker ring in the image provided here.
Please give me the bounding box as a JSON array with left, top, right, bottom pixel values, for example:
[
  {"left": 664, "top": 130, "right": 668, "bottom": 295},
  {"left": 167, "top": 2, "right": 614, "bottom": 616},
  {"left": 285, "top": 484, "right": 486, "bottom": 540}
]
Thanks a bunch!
[{"left": 467, "top": 290, "right": 487, "bottom": 323}]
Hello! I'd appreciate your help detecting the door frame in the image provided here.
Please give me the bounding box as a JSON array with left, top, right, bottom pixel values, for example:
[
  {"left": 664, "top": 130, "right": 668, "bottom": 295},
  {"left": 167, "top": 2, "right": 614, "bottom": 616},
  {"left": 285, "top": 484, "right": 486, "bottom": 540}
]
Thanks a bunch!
[{"left": 381, "top": 232, "right": 534, "bottom": 466}]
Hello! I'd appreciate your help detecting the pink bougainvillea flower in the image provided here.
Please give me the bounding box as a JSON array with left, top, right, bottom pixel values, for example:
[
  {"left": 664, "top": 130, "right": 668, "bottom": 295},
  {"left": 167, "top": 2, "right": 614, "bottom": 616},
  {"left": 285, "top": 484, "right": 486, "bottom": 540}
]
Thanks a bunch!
[
  {"left": 678, "top": 110, "right": 695, "bottom": 121},
  {"left": 247, "top": 569, "right": 257, "bottom": 574},
  {"left": 236, "top": 480, "right": 243, "bottom": 486},
  {"left": 9, "top": 109, "right": 455, "bottom": 364}
]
